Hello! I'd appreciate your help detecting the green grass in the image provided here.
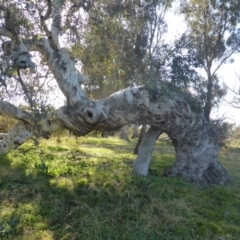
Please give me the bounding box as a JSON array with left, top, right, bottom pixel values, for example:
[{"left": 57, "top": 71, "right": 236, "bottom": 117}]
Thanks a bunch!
[{"left": 0, "top": 137, "right": 240, "bottom": 240}]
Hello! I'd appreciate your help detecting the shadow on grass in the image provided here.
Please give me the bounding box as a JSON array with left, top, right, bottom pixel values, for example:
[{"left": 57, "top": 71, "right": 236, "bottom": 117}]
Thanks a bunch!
[
  {"left": 0, "top": 153, "right": 169, "bottom": 239},
  {"left": 0, "top": 141, "right": 240, "bottom": 240}
]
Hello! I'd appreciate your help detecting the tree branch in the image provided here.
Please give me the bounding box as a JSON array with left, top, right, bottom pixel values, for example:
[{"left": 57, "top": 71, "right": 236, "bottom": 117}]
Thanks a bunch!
[
  {"left": 0, "top": 100, "right": 64, "bottom": 154},
  {"left": 0, "top": 26, "right": 13, "bottom": 39},
  {"left": 0, "top": 101, "right": 33, "bottom": 122},
  {"left": 212, "top": 46, "right": 240, "bottom": 76},
  {"left": 0, "top": 4, "right": 6, "bottom": 11},
  {"left": 51, "top": 0, "right": 63, "bottom": 49},
  {"left": 41, "top": 0, "right": 52, "bottom": 21},
  {"left": 0, "top": 31, "right": 89, "bottom": 105},
  {"left": 16, "top": 69, "right": 34, "bottom": 109}
]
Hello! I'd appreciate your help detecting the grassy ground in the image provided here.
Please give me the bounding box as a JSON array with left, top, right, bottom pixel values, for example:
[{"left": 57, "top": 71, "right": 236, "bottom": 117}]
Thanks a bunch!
[{"left": 0, "top": 137, "right": 240, "bottom": 240}]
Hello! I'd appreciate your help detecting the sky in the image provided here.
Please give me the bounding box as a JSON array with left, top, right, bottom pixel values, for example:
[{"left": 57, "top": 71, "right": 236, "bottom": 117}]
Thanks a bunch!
[{"left": 164, "top": 6, "right": 240, "bottom": 125}]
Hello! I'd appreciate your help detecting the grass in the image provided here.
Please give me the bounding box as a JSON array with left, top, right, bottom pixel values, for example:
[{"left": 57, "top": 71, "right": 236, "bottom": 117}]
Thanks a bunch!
[{"left": 0, "top": 136, "right": 240, "bottom": 240}]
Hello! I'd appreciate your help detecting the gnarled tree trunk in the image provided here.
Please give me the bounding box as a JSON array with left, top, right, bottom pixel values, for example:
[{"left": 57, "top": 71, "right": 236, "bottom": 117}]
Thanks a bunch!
[
  {"left": 132, "top": 115, "right": 228, "bottom": 185},
  {"left": 165, "top": 117, "right": 228, "bottom": 185},
  {"left": 0, "top": 1, "right": 229, "bottom": 185},
  {"left": 0, "top": 84, "right": 229, "bottom": 185}
]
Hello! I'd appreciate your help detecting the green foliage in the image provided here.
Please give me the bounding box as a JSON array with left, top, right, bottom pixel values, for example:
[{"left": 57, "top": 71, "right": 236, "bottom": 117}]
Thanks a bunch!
[
  {"left": 0, "top": 0, "right": 61, "bottom": 123},
  {"left": 165, "top": 35, "right": 203, "bottom": 88},
  {"left": 146, "top": 82, "right": 203, "bottom": 113},
  {"left": 0, "top": 137, "right": 240, "bottom": 239},
  {"left": 228, "top": 125, "right": 240, "bottom": 148},
  {"left": 210, "top": 119, "right": 232, "bottom": 147},
  {"left": 34, "top": 151, "right": 49, "bottom": 176},
  {"left": 0, "top": 115, "right": 16, "bottom": 132},
  {"left": 180, "top": 0, "right": 240, "bottom": 60},
  {"left": 179, "top": 0, "right": 240, "bottom": 119},
  {"left": 75, "top": 0, "right": 172, "bottom": 98},
  {"left": 0, "top": 1, "right": 35, "bottom": 36}
]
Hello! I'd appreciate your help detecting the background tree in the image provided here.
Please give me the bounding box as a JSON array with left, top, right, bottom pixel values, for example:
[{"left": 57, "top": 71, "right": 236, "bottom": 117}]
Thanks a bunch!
[
  {"left": 179, "top": 0, "right": 240, "bottom": 121},
  {"left": 75, "top": 0, "right": 172, "bottom": 98}
]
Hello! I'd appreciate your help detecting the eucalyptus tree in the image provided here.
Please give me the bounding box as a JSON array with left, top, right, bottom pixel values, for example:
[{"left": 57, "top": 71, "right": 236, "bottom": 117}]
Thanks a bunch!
[
  {"left": 179, "top": 0, "right": 240, "bottom": 121},
  {"left": 79, "top": 0, "right": 172, "bottom": 98},
  {"left": 0, "top": 0, "right": 229, "bottom": 185}
]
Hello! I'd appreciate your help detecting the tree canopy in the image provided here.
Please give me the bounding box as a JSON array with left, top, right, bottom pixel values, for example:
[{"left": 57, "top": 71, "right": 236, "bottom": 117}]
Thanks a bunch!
[{"left": 180, "top": 0, "right": 240, "bottom": 120}]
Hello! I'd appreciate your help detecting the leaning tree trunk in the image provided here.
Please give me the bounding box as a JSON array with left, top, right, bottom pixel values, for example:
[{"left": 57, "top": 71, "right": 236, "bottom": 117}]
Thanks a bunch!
[
  {"left": 0, "top": 18, "right": 229, "bottom": 185},
  {"left": 132, "top": 126, "right": 162, "bottom": 176},
  {"left": 134, "top": 125, "right": 147, "bottom": 154}
]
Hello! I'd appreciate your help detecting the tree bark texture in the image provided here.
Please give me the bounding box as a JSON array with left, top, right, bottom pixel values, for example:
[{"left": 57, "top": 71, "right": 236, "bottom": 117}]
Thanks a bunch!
[
  {"left": 164, "top": 116, "right": 228, "bottom": 185},
  {"left": 204, "top": 71, "right": 213, "bottom": 122},
  {"left": 134, "top": 125, "right": 147, "bottom": 154},
  {"left": 133, "top": 126, "right": 162, "bottom": 176}
]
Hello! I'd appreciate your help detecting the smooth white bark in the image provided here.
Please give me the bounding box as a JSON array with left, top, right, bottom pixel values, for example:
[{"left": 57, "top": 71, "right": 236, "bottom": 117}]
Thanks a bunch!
[
  {"left": 0, "top": 122, "right": 32, "bottom": 154},
  {"left": 133, "top": 126, "right": 162, "bottom": 176}
]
